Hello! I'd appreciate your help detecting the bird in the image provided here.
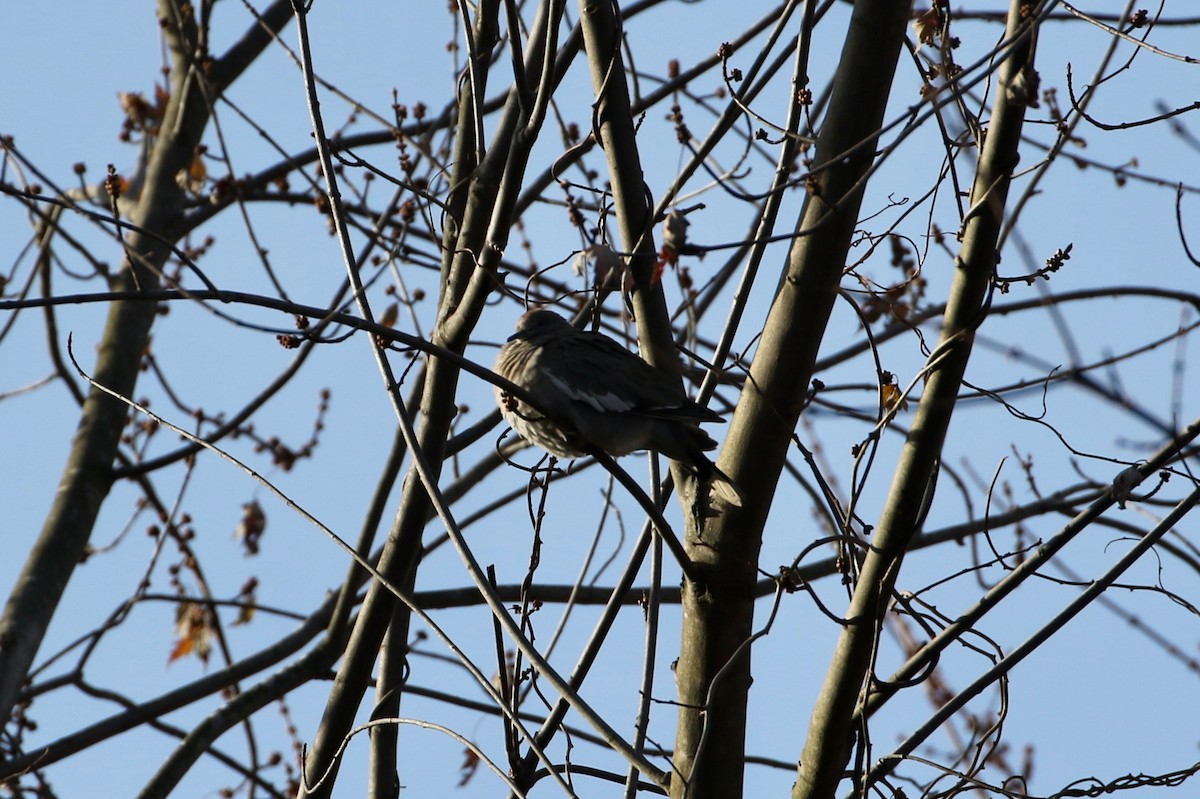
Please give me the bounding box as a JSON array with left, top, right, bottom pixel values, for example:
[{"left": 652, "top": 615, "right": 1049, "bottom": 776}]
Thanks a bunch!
[{"left": 494, "top": 309, "right": 742, "bottom": 507}]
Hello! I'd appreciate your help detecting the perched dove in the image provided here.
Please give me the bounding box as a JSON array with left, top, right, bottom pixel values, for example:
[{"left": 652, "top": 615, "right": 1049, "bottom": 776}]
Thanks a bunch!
[{"left": 494, "top": 309, "right": 742, "bottom": 506}]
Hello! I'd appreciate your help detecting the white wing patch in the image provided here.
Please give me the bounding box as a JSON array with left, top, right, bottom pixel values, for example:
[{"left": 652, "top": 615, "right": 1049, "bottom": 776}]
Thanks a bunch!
[{"left": 546, "top": 372, "right": 634, "bottom": 412}]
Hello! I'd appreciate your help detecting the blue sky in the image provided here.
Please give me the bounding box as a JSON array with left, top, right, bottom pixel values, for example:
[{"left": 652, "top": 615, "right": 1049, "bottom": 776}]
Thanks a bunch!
[{"left": 3, "top": 3, "right": 1200, "bottom": 797}]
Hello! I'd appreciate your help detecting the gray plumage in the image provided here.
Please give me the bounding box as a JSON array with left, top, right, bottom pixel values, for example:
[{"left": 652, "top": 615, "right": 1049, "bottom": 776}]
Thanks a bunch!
[{"left": 494, "top": 309, "right": 742, "bottom": 506}]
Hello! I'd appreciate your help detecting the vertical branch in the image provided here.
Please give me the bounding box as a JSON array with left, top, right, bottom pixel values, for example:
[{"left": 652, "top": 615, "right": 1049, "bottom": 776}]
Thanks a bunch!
[
  {"left": 367, "top": 610, "right": 405, "bottom": 799},
  {"left": 576, "top": 0, "right": 673, "bottom": 358},
  {"left": 669, "top": 2, "right": 911, "bottom": 798},
  {"left": 439, "top": 0, "right": 501, "bottom": 306},
  {"left": 792, "top": 3, "right": 1041, "bottom": 797},
  {"left": 0, "top": 0, "right": 291, "bottom": 730},
  {"left": 856, "top": 415, "right": 1200, "bottom": 730},
  {"left": 295, "top": 2, "right": 566, "bottom": 796},
  {"left": 0, "top": 0, "right": 215, "bottom": 724}
]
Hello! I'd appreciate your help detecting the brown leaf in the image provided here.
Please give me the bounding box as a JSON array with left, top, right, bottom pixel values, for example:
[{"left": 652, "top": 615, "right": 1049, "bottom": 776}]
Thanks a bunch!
[
  {"left": 457, "top": 747, "right": 480, "bottom": 787},
  {"left": 170, "top": 602, "right": 213, "bottom": 665},
  {"left": 913, "top": 7, "right": 940, "bottom": 48},
  {"left": 378, "top": 302, "right": 399, "bottom": 329},
  {"left": 176, "top": 153, "right": 207, "bottom": 195},
  {"left": 234, "top": 500, "right": 266, "bottom": 556},
  {"left": 882, "top": 382, "right": 908, "bottom": 413}
]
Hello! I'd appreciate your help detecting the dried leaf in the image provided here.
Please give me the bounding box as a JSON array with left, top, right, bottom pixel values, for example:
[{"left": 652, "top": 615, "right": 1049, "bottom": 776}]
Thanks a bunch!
[
  {"left": 233, "top": 577, "right": 258, "bottom": 626},
  {"left": 234, "top": 500, "right": 266, "bottom": 556},
  {"left": 378, "top": 302, "right": 399, "bottom": 329},
  {"left": 662, "top": 208, "right": 690, "bottom": 252},
  {"left": 1111, "top": 464, "right": 1143, "bottom": 509},
  {"left": 457, "top": 747, "right": 480, "bottom": 787},
  {"left": 170, "top": 602, "right": 213, "bottom": 665},
  {"left": 579, "top": 243, "right": 631, "bottom": 291},
  {"left": 177, "top": 152, "right": 207, "bottom": 195},
  {"left": 913, "top": 7, "right": 940, "bottom": 48},
  {"left": 882, "top": 382, "right": 908, "bottom": 413}
]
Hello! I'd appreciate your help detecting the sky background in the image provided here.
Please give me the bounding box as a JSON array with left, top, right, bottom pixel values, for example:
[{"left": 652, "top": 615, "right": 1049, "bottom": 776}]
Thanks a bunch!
[{"left": 3, "top": 2, "right": 1200, "bottom": 797}]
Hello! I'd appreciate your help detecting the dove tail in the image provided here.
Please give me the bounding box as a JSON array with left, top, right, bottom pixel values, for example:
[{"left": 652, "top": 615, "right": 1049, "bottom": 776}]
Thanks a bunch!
[{"left": 704, "top": 463, "right": 744, "bottom": 507}]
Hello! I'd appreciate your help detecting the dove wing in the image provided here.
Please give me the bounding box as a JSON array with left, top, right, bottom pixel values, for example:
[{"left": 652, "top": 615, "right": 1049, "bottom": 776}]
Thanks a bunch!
[{"left": 540, "top": 332, "right": 724, "bottom": 423}]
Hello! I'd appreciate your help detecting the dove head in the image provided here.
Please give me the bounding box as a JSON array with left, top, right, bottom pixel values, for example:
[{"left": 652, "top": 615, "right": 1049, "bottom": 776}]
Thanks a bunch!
[{"left": 510, "top": 309, "right": 575, "bottom": 343}]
